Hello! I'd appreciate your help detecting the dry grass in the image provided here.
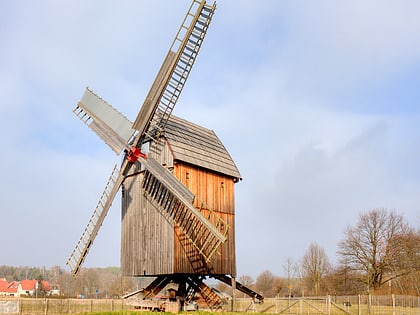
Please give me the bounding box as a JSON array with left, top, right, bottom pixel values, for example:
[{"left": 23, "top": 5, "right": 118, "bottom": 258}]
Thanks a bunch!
[{"left": 2, "top": 296, "right": 419, "bottom": 315}]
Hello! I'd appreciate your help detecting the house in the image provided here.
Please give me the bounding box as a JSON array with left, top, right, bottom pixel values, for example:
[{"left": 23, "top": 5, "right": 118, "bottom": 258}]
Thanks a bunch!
[
  {"left": 0, "top": 279, "right": 51, "bottom": 297},
  {"left": 0, "top": 279, "right": 18, "bottom": 297},
  {"left": 18, "top": 280, "right": 38, "bottom": 296}
]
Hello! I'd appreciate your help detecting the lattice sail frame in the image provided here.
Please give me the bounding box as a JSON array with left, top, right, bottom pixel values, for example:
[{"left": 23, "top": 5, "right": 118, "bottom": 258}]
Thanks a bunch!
[{"left": 66, "top": 0, "right": 221, "bottom": 278}]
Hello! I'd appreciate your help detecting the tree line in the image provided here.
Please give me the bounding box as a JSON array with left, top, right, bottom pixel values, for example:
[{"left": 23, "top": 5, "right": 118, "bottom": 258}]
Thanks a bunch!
[
  {"left": 0, "top": 265, "right": 137, "bottom": 298},
  {"left": 1, "top": 208, "right": 418, "bottom": 298},
  {"left": 222, "top": 209, "right": 419, "bottom": 298}
]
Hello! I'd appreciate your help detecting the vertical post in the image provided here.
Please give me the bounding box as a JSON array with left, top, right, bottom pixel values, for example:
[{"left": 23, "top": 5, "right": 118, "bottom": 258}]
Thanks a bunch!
[
  {"left": 231, "top": 276, "right": 236, "bottom": 312},
  {"left": 368, "top": 293, "right": 371, "bottom": 314},
  {"left": 327, "top": 295, "right": 331, "bottom": 315},
  {"left": 358, "top": 294, "right": 361, "bottom": 315},
  {"left": 325, "top": 296, "right": 328, "bottom": 315},
  {"left": 299, "top": 299, "right": 303, "bottom": 315},
  {"left": 392, "top": 294, "right": 396, "bottom": 315},
  {"left": 44, "top": 299, "right": 49, "bottom": 315}
]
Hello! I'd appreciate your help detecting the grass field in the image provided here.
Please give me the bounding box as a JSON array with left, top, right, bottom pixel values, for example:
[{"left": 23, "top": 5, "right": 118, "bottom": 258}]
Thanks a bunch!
[{"left": 1, "top": 296, "right": 419, "bottom": 315}]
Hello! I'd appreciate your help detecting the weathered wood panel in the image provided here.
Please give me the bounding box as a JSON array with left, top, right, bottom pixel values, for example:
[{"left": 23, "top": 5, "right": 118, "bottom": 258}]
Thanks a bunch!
[
  {"left": 173, "top": 210, "right": 236, "bottom": 275},
  {"left": 173, "top": 162, "right": 236, "bottom": 276},
  {"left": 174, "top": 162, "right": 236, "bottom": 214},
  {"left": 121, "top": 172, "right": 174, "bottom": 276},
  {"left": 122, "top": 132, "right": 238, "bottom": 277}
]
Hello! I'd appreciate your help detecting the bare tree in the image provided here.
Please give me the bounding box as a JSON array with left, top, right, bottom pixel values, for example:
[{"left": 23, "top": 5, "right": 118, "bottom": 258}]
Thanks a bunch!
[
  {"left": 338, "top": 208, "right": 409, "bottom": 292},
  {"left": 283, "top": 257, "right": 298, "bottom": 297},
  {"left": 255, "top": 270, "right": 274, "bottom": 297},
  {"left": 388, "top": 228, "right": 420, "bottom": 294},
  {"left": 255, "top": 270, "right": 285, "bottom": 297},
  {"left": 236, "top": 275, "right": 255, "bottom": 298},
  {"left": 238, "top": 274, "right": 254, "bottom": 288},
  {"left": 301, "top": 243, "right": 330, "bottom": 295},
  {"left": 324, "top": 265, "right": 364, "bottom": 295},
  {"left": 70, "top": 268, "right": 99, "bottom": 298}
]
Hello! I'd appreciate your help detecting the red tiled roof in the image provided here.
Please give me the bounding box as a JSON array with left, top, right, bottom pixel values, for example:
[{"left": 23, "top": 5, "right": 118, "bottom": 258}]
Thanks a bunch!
[
  {"left": 0, "top": 280, "right": 18, "bottom": 293},
  {"left": 0, "top": 279, "right": 9, "bottom": 291},
  {"left": 20, "top": 279, "right": 37, "bottom": 290},
  {"left": 7, "top": 282, "right": 18, "bottom": 293},
  {"left": 41, "top": 280, "right": 51, "bottom": 291},
  {"left": 0, "top": 279, "right": 51, "bottom": 294}
]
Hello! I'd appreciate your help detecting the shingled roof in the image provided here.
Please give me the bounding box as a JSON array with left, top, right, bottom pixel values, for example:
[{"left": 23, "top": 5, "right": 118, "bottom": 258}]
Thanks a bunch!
[{"left": 162, "top": 115, "right": 242, "bottom": 181}]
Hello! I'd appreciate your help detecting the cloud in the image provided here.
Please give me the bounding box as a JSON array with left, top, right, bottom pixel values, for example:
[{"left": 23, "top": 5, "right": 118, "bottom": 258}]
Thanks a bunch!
[{"left": 0, "top": 0, "right": 419, "bottom": 277}]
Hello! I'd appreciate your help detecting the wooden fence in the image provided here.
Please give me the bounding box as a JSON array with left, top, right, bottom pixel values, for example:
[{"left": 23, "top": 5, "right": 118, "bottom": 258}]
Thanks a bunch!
[
  {"left": 0, "top": 298, "right": 125, "bottom": 315},
  {"left": 0, "top": 295, "right": 419, "bottom": 315},
  {"left": 232, "top": 295, "right": 420, "bottom": 315}
]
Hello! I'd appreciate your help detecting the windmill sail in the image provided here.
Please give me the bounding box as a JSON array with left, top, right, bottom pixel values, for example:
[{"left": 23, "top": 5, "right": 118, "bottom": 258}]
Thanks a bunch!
[
  {"left": 67, "top": 0, "right": 218, "bottom": 277},
  {"left": 128, "top": 0, "right": 224, "bottom": 262},
  {"left": 132, "top": 0, "right": 216, "bottom": 148},
  {"left": 74, "top": 88, "right": 135, "bottom": 155},
  {"left": 66, "top": 165, "right": 123, "bottom": 277}
]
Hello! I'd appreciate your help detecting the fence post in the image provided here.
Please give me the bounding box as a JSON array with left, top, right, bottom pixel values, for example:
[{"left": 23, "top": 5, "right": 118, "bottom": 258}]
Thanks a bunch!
[
  {"left": 392, "top": 294, "right": 396, "bottom": 315},
  {"left": 299, "top": 299, "right": 303, "bottom": 315},
  {"left": 231, "top": 276, "right": 236, "bottom": 312},
  {"left": 327, "top": 295, "right": 331, "bottom": 315},
  {"left": 358, "top": 294, "right": 361, "bottom": 315},
  {"left": 44, "top": 299, "right": 48, "bottom": 315}
]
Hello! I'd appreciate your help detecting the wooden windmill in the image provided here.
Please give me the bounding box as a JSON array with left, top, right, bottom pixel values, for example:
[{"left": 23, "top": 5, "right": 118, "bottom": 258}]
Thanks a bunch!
[{"left": 66, "top": 0, "right": 263, "bottom": 310}]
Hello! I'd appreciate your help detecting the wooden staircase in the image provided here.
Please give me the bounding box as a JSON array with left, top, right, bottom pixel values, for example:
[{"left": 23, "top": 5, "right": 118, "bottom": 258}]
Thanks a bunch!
[
  {"left": 176, "top": 228, "right": 213, "bottom": 274},
  {"left": 186, "top": 275, "right": 223, "bottom": 310},
  {"left": 140, "top": 156, "right": 228, "bottom": 262}
]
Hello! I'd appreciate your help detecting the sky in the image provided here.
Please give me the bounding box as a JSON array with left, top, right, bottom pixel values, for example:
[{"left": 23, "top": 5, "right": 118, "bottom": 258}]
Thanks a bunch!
[{"left": 1, "top": 0, "right": 419, "bottom": 280}]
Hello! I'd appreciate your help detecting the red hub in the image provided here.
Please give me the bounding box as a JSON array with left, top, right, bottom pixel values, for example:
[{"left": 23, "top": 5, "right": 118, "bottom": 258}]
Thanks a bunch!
[{"left": 127, "top": 147, "right": 147, "bottom": 162}]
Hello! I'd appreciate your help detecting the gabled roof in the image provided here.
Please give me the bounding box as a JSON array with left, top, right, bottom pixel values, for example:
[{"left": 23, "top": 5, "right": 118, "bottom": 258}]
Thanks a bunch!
[
  {"left": 0, "top": 279, "right": 9, "bottom": 291},
  {"left": 162, "top": 115, "right": 242, "bottom": 181},
  {"left": 41, "top": 280, "right": 51, "bottom": 291},
  {"left": 0, "top": 280, "right": 18, "bottom": 293},
  {"left": 20, "top": 279, "right": 37, "bottom": 290},
  {"left": 7, "top": 282, "right": 18, "bottom": 293}
]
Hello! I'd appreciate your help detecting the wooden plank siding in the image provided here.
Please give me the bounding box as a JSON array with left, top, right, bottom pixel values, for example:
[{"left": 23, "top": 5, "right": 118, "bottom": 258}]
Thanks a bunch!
[
  {"left": 173, "top": 162, "right": 236, "bottom": 275},
  {"left": 174, "top": 163, "right": 236, "bottom": 214},
  {"left": 121, "top": 115, "right": 239, "bottom": 277},
  {"left": 121, "top": 173, "right": 175, "bottom": 276}
]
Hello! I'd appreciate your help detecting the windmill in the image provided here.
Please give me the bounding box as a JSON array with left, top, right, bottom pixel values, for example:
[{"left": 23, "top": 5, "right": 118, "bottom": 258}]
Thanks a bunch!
[{"left": 66, "top": 0, "right": 263, "bottom": 310}]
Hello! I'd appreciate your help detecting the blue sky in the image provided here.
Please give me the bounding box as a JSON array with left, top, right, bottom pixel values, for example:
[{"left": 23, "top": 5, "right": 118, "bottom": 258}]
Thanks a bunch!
[{"left": 1, "top": 0, "right": 419, "bottom": 279}]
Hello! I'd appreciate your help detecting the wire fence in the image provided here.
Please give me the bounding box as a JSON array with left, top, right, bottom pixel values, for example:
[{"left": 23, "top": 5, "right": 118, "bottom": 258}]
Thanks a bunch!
[
  {"left": 232, "top": 295, "right": 420, "bottom": 315},
  {"left": 0, "top": 295, "right": 419, "bottom": 314}
]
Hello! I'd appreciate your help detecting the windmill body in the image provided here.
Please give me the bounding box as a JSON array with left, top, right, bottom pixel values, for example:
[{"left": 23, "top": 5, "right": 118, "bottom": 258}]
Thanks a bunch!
[
  {"left": 121, "top": 115, "right": 240, "bottom": 277},
  {"left": 67, "top": 0, "right": 263, "bottom": 309}
]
